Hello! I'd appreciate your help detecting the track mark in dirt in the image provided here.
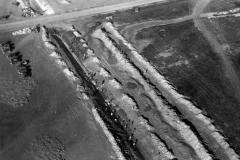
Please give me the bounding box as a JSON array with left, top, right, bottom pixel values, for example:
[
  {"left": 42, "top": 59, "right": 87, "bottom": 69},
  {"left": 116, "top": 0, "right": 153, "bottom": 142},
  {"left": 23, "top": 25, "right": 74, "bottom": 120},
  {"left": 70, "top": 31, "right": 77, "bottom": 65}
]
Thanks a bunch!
[{"left": 121, "top": 15, "right": 194, "bottom": 44}]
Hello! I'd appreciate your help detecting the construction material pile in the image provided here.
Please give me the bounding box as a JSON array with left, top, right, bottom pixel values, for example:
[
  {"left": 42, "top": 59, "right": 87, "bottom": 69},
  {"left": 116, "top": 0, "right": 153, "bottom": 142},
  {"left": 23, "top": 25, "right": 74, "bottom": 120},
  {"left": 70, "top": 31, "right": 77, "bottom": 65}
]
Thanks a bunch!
[{"left": 22, "top": 7, "right": 36, "bottom": 17}]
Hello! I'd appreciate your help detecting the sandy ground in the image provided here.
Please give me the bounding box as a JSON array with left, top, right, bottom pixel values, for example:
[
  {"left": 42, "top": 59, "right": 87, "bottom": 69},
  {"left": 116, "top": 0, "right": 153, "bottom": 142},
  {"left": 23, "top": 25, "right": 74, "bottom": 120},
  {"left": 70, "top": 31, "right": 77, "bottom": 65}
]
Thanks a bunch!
[{"left": 0, "top": 32, "right": 115, "bottom": 160}]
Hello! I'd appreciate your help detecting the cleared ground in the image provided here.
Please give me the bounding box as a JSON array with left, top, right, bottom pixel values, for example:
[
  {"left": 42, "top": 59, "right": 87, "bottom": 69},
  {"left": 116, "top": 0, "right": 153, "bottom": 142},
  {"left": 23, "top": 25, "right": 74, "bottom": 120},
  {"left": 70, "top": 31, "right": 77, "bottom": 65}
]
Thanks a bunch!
[{"left": 1, "top": 0, "right": 240, "bottom": 159}]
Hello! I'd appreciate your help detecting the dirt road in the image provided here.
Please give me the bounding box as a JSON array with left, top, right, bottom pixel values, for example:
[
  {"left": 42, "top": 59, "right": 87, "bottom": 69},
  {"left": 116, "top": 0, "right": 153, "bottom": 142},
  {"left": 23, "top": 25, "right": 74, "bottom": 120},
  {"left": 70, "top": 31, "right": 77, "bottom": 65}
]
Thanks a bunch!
[
  {"left": 121, "top": 15, "right": 195, "bottom": 43},
  {"left": 193, "top": 0, "right": 240, "bottom": 103},
  {"left": 0, "top": 0, "right": 167, "bottom": 32}
]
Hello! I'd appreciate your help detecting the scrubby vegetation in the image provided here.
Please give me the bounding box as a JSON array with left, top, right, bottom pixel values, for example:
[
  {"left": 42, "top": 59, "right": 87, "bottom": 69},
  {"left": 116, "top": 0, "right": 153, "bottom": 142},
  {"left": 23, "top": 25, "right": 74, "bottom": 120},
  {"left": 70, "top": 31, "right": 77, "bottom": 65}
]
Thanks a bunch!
[
  {"left": 0, "top": 44, "right": 36, "bottom": 107},
  {"left": 25, "top": 134, "right": 66, "bottom": 160},
  {"left": 0, "top": 78, "right": 36, "bottom": 107},
  {"left": 8, "top": 52, "right": 32, "bottom": 77}
]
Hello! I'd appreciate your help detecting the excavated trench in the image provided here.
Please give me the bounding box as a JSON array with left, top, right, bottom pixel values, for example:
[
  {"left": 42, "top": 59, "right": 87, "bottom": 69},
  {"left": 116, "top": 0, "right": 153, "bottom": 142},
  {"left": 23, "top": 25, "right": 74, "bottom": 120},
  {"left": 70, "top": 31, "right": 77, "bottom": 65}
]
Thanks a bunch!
[{"left": 50, "top": 32, "right": 145, "bottom": 160}]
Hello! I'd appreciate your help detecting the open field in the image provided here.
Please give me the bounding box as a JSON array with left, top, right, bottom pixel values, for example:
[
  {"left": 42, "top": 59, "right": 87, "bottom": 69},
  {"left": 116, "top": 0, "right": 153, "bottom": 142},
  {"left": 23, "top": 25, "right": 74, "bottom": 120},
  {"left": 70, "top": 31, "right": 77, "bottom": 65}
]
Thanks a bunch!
[
  {"left": 132, "top": 19, "right": 240, "bottom": 153},
  {"left": 0, "top": 0, "right": 23, "bottom": 22},
  {"left": 203, "top": 17, "right": 240, "bottom": 73},
  {"left": 0, "top": 31, "right": 115, "bottom": 160}
]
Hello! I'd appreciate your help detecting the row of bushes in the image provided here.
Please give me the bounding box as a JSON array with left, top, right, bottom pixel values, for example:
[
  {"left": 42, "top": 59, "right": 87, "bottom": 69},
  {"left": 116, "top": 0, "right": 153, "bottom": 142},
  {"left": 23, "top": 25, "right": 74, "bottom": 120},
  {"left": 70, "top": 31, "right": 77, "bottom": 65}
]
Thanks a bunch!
[{"left": 8, "top": 52, "right": 32, "bottom": 77}]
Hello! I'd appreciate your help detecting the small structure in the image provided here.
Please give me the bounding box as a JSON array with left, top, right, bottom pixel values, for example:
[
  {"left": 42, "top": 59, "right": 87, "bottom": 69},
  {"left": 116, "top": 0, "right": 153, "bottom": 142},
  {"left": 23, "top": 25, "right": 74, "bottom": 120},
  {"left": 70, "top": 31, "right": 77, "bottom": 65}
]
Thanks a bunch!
[
  {"left": 106, "top": 16, "right": 113, "bottom": 20},
  {"left": 134, "top": 7, "right": 139, "bottom": 13}
]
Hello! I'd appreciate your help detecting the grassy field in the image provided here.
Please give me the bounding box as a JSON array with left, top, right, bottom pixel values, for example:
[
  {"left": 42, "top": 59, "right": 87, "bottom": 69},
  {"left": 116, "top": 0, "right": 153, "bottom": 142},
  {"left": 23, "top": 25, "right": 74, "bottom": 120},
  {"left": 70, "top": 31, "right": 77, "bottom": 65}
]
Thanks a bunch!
[
  {"left": 0, "top": 0, "right": 24, "bottom": 22},
  {"left": 204, "top": 0, "right": 240, "bottom": 13},
  {"left": 134, "top": 20, "right": 240, "bottom": 152},
  {"left": 203, "top": 17, "right": 240, "bottom": 71},
  {"left": 96, "top": 0, "right": 191, "bottom": 25},
  {"left": 0, "top": 32, "right": 115, "bottom": 160},
  {"left": 202, "top": 17, "right": 240, "bottom": 97}
]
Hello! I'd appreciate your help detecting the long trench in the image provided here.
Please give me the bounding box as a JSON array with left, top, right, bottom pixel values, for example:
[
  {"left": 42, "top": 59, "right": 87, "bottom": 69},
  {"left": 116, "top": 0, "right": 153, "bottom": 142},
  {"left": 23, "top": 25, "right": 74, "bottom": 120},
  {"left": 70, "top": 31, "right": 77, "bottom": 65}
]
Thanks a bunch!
[{"left": 50, "top": 32, "right": 145, "bottom": 160}]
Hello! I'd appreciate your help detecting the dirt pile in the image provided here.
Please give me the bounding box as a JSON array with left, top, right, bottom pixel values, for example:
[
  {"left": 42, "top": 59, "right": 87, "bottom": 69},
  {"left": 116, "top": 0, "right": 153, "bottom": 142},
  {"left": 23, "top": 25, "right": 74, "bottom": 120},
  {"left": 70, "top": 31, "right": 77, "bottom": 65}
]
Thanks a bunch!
[{"left": 92, "top": 108, "right": 126, "bottom": 160}]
